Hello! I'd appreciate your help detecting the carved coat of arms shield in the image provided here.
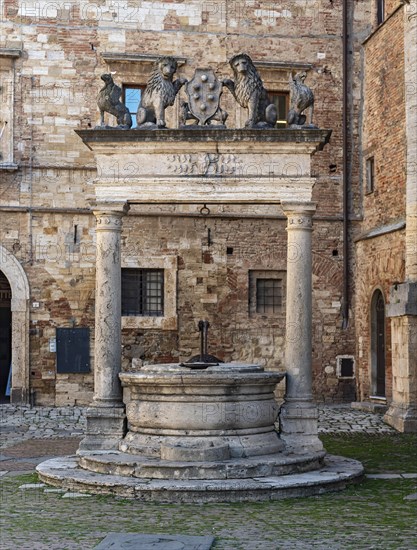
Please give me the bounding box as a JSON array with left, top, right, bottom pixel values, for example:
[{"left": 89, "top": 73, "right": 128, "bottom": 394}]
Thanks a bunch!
[{"left": 185, "top": 68, "right": 223, "bottom": 125}]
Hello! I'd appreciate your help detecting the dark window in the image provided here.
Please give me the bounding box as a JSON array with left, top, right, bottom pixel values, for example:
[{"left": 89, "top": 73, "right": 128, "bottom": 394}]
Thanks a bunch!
[
  {"left": 122, "top": 85, "right": 144, "bottom": 128},
  {"left": 377, "top": 0, "right": 384, "bottom": 25},
  {"left": 122, "top": 268, "right": 164, "bottom": 316},
  {"left": 256, "top": 278, "right": 283, "bottom": 314},
  {"left": 340, "top": 358, "right": 354, "bottom": 377},
  {"left": 366, "top": 156, "right": 375, "bottom": 194},
  {"left": 56, "top": 328, "right": 90, "bottom": 373},
  {"left": 269, "top": 92, "right": 289, "bottom": 128}
]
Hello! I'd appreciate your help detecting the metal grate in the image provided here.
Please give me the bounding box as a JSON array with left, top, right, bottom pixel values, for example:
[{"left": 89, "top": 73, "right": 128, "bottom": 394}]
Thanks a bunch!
[
  {"left": 256, "top": 278, "right": 283, "bottom": 314},
  {"left": 122, "top": 268, "right": 164, "bottom": 316},
  {"left": 56, "top": 328, "right": 90, "bottom": 373}
]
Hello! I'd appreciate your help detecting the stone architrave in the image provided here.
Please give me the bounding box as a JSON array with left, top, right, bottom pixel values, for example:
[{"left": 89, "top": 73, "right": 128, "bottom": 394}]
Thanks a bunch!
[
  {"left": 279, "top": 201, "right": 323, "bottom": 453},
  {"left": 79, "top": 202, "right": 130, "bottom": 451}
]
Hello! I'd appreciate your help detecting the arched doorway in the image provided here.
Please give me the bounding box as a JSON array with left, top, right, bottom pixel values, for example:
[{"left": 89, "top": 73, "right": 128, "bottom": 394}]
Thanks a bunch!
[
  {"left": 0, "top": 245, "right": 30, "bottom": 404},
  {"left": 371, "top": 289, "right": 386, "bottom": 397},
  {"left": 0, "top": 272, "right": 11, "bottom": 402}
]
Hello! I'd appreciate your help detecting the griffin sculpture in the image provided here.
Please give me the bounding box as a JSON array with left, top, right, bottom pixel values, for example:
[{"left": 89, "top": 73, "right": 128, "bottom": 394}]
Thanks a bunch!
[
  {"left": 287, "top": 71, "right": 315, "bottom": 128},
  {"left": 97, "top": 73, "right": 132, "bottom": 129}
]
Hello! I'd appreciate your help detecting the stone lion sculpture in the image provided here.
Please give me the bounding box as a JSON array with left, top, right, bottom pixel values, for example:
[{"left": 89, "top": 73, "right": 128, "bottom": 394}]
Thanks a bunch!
[
  {"left": 97, "top": 73, "right": 132, "bottom": 129},
  {"left": 287, "top": 71, "right": 315, "bottom": 127},
  {"left": 136, "top": 56, "right": 187, "bottom": 128},
  {"left": 223, "top": 53, "right": 277, "bottom": 128}
]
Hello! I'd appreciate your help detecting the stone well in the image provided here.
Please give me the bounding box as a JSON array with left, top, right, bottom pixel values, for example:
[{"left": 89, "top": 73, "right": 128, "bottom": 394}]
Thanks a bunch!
[
  {"left": 38, "top": 362, "right": 363, "bottom": 501},
  {"left": 36, "top": 127, "right": 364, "bottom": 501}
]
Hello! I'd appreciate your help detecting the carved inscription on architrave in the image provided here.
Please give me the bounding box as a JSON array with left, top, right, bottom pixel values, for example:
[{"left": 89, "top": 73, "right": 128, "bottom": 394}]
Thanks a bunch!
[{"left": 167, "top": 154, "right": 240, "bottom": 176}]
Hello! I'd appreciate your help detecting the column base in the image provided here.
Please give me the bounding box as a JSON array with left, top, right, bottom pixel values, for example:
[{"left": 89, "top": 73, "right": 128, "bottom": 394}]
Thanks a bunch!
[
  {"left": 10, "top": 387, "right": 30, "bottom": 405},
  {"left": 78, "top": 405, "right": 127, "bottom": 451},
  {"left": 384, "top": 403, "right": 417, "bottom": 433},
  {"left": 279, "top": 399, "right": 323, "bottom": 454}
]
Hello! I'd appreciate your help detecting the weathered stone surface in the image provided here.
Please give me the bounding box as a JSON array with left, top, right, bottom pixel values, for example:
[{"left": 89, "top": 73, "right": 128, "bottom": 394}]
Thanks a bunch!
[
  {"left": 78, "top": 448, "right": 325, "bottom": 481},
  {"left": 119, "top": 363, "right": 285, "bottom": 458},
  {"left": 36, "top": 454, "right": 364, "bottom": 503},
  {"left": 94, "top": 533, "right": 215, "bottom": 550},
  {"left": 386, "top": 282, "right": 417, "bottom": 317},
  {"left": 78, "top": 406, "right": 126, "bottom": 451}
]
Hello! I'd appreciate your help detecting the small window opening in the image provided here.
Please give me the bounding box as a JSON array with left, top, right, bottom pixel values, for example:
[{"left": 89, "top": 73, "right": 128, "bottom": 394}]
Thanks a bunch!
[
  {"left": 122, "top": 85, "right": 145, "bottom": 128},
  {"left": 377, "top": 0, "right": 385, "bottom": 25},
  {"left": 122, "top": 268, "right": 164, "bottom": 316},
  {"left": 366, "top": 156, "right": 375, "bottom": 194},
  {"left": 269, "top": 92, "right": 289, "bottom": 128}
]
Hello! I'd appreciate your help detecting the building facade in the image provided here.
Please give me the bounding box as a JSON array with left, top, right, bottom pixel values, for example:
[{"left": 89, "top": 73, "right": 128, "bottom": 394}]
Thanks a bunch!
[
  {"left": 0, "top": 1, "right": 415, "bottom": 429},
  {"left": 355, "top": 0, "right": 417, "bottom": 431}
]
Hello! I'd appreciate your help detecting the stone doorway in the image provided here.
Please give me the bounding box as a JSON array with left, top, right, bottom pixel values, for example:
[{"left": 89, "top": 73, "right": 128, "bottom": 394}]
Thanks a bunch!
[
  {"left": 371, "top": 289, "right": 386, "bottom": 397},
  {"left": 0, "top": 271, "right": 11, "bottom": 402},
  {"left": 0, "top": 245, "right": 30, "bottom": 404}
]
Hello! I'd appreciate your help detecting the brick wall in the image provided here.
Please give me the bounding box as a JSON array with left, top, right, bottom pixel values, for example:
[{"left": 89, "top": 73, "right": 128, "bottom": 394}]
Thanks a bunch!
[
  {"left": 355, "top": 4, "right": 407, "bottom": 404},
  {"left": 362, "top": 9, "right": 406, "bottom": 231},
  {"left": 355, "top": 230, "right": 405, "bottom": 401}
]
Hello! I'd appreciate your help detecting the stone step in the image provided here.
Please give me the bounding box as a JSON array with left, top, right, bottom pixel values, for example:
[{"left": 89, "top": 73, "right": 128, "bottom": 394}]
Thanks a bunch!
[
  {"left": 36, "top": 454, "right": 364, "bottom": 503},
  {"left": 78, "top": 449, "right": 326, "bottom": 480}
]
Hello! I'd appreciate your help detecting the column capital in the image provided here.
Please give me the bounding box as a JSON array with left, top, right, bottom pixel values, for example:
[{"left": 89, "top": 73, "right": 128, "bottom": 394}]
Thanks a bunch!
[
  {"left": 281, "top": 201, "right": 316, "bottom": 230},
  {"left": 89, "top": 200, "right": 130, "bottom": 214},
  {"left": 90, "top": 202, "right": 130, "bottom": 231}
]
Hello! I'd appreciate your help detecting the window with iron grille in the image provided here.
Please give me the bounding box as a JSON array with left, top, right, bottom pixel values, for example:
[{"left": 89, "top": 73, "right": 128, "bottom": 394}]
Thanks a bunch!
[
  {"left": 256, "top": 278, "right": 283, "bottom": 314},
  {"left": 122, "top": 268, "right": 164, "bottom": 316},
  {"left": 249, "top": 270, "right": 286, "bottom": 316}
]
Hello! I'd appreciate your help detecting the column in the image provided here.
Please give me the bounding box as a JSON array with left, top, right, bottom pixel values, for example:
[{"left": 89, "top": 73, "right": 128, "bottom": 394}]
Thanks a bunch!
[
  {"left": 279, "top": 201, "right": 323, "bottom": 453},
  {"left": 79, "top": 202, "right": 130, "bottom": 451}
]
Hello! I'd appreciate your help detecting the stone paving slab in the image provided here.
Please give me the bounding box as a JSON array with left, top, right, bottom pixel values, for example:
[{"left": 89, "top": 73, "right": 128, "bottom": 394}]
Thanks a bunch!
[{"left": 93, "top": 533, "right": 215, "bottom": 549}]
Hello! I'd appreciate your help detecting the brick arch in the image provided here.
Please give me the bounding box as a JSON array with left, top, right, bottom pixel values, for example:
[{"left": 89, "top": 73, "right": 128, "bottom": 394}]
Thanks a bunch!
[{"left": 0, "top": 245, "right": 30, "bottom": 404}]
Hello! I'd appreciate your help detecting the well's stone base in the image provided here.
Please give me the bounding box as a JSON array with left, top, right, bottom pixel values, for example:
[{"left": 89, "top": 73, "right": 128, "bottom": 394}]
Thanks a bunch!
[
  {"left": 78, "top": 406, "right": 126, "bottom": 451},
  {"left": 384, "top": 403, "right": 417, "bottom": 433},
  {"left": 78, "top": 449, "right": 325, "bottom": 480},
  {"left": 36, "top": 454, "right": 364, "bottom": 503},
  {"left": 120, "top": 431, "right": 285, "bottom": 459}
]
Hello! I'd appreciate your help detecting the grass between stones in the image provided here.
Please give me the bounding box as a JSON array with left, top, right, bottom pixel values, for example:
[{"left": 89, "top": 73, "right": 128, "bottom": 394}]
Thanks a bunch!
[
  {"left": 320, "top": 433, "right": 417, "bottom": 473},
  {"left": 0, "top": 434, "right": 416, "bottom": 549}
]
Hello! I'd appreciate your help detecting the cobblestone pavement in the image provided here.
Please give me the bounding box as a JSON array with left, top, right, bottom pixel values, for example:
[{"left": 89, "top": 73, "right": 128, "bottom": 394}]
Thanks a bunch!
[
  {"left": 0, "top": 403, "right": 396, "bottom": 482},
  {"left": 317, "top": 404, "right": 396, "bottom": 434},
  {"left": 0, "top": 402, "right": 395, "bottom": 446},
  {"left": 1, "top": 404, "right": 415, "bottom": 550}
]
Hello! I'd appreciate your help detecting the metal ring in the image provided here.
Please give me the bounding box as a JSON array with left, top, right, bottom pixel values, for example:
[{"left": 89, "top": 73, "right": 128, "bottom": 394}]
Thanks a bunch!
[{"left": 200, "top": 204, "right": 210, "bottom": 216}]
